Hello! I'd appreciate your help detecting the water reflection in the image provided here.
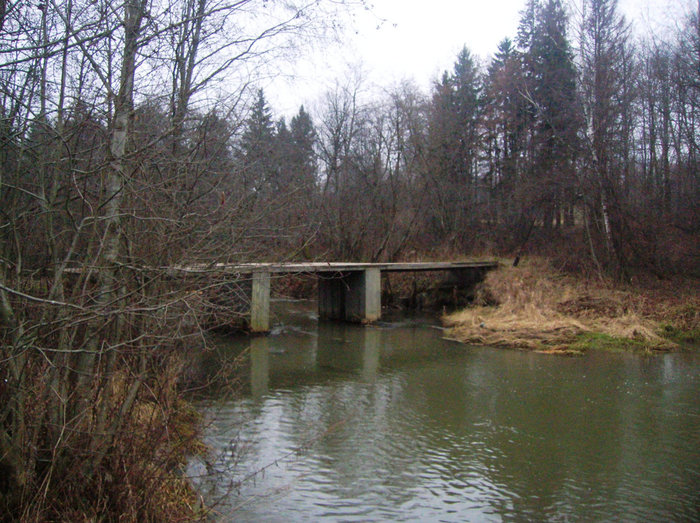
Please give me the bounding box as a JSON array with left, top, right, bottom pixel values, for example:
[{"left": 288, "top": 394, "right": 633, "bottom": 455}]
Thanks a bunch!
[
  {"left": 249, "top": 337, "right": 269, "bottom": 399},
  {"left": 196, "top": 301, "right": 700, "bottom": 522},
  {"left": 245, "top": 324, "right": 384, "bottom": 396},
  {"left": 317, "top": 324, "right": 381, "bottom": 382},
  {"left": 244, "top": 310, "right": 417, "bottom": 395}
]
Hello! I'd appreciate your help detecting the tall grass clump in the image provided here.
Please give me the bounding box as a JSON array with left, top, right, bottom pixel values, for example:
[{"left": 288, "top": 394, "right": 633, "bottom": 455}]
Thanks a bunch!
[{"left": 444, "top": 257, "right": 698, "bottom": 353}]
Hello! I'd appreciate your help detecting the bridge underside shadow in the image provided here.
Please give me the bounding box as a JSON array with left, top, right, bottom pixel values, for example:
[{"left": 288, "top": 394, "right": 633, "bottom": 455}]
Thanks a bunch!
[
  {"left": 317, "top": 269, "right": 381, "bottom": 324},
  {"left": 245, "top": 262, "right": 497, "bottom": 333}
]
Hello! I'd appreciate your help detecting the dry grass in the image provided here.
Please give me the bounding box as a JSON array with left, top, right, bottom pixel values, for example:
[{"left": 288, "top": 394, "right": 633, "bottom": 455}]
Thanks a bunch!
[{"left": 444, "top": 257, "right": 700, "bottom": 354}]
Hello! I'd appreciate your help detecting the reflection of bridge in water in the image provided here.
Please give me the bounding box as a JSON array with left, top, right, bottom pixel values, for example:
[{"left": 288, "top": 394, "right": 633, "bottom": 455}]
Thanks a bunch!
[
  {"left": 249, "top": 325, "right": 382, "bottom": 398},
  {"left": 179, "top": 261, "right": 497, "bottom": 332},
  {"left": 246, "top": 316, "right": 462, "bottom": 399}
]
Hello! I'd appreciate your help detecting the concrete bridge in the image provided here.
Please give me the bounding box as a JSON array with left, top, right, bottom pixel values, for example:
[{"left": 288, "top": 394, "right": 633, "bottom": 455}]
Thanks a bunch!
[{"left": 173, "top": 261, "right": 498, "bottom": 332}]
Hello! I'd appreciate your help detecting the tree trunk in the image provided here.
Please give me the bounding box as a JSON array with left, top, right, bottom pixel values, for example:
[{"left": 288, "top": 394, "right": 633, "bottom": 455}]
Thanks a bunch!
[{"left": 76, "top": 0, "right": 146, "bottom": 412}]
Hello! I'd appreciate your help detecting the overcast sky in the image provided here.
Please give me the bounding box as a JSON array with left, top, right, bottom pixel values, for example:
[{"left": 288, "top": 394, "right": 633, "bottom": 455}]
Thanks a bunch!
[{"left": 264, "top": 0, "right": 696, "bottom": 117}]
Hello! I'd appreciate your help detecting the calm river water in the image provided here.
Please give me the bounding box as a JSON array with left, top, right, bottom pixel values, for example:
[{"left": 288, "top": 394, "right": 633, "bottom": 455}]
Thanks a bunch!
[{"left": 191, "top": 300, "right": 700, "bottom": 522}]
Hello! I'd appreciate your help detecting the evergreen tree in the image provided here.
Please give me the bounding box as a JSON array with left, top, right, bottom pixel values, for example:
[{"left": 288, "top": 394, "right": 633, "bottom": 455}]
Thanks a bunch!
[
  {"left": 452, "top": 47, "right": 483, "bottom": 194},
  {"left": 238, "top": 88, "right": 276, "bottom": 194},
  {"left": 273, "top": 106, "right": 316, "bottom": 197},
  {"left": 426, "top": 47, "right": 483, "bottom": 244},
  {"left": 275, "top": 118, "right": 294, "bottom": 190},
  {"left": 518, "top": 0, "right": 581, "bottom": 230},
  {"left": 484, "top": 37, "right": 528, "bottom": 225},
  {"left": 426, "top": 72, "right": 459, "bottom": 238},
  {"left": 289, "top": 105, "right": 317, "bottom": 189}
]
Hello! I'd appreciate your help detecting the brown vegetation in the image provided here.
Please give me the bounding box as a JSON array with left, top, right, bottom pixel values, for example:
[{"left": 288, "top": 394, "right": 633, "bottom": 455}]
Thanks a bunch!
[{"left": 444, "top": 258, "right": 700, "bottom": 354}]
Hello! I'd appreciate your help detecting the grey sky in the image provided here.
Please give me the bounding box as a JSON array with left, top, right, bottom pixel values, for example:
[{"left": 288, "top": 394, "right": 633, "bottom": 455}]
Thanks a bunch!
[{"left": 265, "top": 0, "right": 695, "bottom": 117}]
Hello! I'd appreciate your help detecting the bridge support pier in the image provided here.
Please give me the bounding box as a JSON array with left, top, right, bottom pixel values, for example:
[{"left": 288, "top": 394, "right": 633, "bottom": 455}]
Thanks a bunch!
[
  {"left": 318, "top": 268, "right": 381, "bottom": 323},
  {"left": 250, "top": 271, "right": 271, "bottom": 333},
  {"left": 244, "top": 262, "right": 496, "bottom": 333}
]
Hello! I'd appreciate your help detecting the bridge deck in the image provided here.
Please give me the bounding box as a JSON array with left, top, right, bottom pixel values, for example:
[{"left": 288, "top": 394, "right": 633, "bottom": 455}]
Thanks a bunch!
[{"left": 170, "top": 260, "right": 498, "bottom": 275}]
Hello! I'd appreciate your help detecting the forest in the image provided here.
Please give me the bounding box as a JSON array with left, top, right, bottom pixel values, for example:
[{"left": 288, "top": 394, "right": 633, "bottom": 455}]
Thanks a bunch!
[{"left": 1, "top": 0, "right": 698, "bottom": 519}]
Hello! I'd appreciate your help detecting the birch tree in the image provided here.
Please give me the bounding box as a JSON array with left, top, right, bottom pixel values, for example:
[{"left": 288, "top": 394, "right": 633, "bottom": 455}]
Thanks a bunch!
[{"left": 579, "top": 0, "right": 633, "bottom": 276}]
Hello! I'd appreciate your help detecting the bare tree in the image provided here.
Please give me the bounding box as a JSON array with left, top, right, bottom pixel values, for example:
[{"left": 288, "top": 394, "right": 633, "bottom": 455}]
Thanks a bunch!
[
  {"left": 0, "top": 0, "right": 370, "bottom": 518},
  {"left": 578, "top": 0, "right": 634, "bottom": 276}
]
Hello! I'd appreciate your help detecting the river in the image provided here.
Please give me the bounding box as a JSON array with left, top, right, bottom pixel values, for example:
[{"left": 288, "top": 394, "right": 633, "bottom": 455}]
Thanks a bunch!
[{"left": 190, "top": 300, "right": 700, "bottom": 521}]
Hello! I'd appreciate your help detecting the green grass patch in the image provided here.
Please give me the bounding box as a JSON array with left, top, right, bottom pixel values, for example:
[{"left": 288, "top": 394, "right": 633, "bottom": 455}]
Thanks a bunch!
[
  {"left": 659, "top": 324, "right": 700, "bottom": 347},
  {"left": 569, "top": 332, "right": 651, "bottom": 353}
]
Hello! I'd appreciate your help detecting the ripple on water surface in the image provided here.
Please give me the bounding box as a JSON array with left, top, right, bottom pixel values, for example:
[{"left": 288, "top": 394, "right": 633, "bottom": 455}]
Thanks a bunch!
[{"left": 195, "top": 311, "right": 700, "bottom": 522}]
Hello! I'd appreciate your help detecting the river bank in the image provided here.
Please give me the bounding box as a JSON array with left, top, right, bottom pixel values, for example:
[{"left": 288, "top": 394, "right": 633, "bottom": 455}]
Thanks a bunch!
[{"left": 443, "top": 258, "right": 700, "bottom": 354}]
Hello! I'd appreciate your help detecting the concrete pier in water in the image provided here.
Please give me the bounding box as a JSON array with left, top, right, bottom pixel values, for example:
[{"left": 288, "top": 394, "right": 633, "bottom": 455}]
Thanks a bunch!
[
  {"left": 317, "top": 268, "right": 382, "bottom": 324},
  {"left": 238, "top": 261, "right": 498, "bottom": 333}
]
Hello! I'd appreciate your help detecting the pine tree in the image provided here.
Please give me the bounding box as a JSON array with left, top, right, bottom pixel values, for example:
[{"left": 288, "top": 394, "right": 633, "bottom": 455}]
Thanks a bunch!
[
  {"left": 275, "top": 118, "right": 294, "bottom": 191},
  {"left": 273, "top": 105, "right": 316, "bottom": 197},
  {"left": 518, "top": 0, "right": 581, "bottom": 230},
  {"left": 289, "top": 105, "right": 317, "bottom": 189},
  {"left": 426, "top": 72, "right": 459, "bottom": 238},
  {"left": 238, "top": 88, "right": 276, "bottom": 194},
  {"left": 484, "top": 37, "right": 528, "bottom": 225},
  {"left": 452, "top": 47, "right": 483, "bottom": 195},
  {"left": 426, "top": 47, "right": 483, "bottom": 244}
]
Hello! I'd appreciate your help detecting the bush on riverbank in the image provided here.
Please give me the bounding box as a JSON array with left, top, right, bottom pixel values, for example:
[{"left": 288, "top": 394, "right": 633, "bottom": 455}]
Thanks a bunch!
[
  {"left": 0, "top": 341, "right": 208, "bottom": 522},
  {"left": 444, "top": 258, "right": 700, "bottom": 354}
]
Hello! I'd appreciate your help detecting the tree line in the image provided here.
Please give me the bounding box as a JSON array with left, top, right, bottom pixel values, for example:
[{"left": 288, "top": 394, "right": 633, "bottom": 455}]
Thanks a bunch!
[
  {"left": 211, "top": 0, "right": 699, "bottom": 276},
  {"left": 0, "top": 0, "right": 698, "bottom": 518}
]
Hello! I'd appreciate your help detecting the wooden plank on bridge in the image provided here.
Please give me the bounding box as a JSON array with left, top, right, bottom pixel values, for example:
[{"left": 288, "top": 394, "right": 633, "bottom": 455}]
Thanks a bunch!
[{"left": 168, "top": 260, "right": 498, "bottom": 275}]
